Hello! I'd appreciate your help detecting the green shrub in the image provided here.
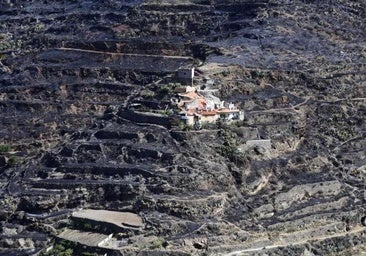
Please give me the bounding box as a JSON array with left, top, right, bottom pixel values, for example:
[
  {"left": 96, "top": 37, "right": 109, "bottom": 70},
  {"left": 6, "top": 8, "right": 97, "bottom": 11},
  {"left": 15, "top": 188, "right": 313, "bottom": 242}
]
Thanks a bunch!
[
  {"left": 7, "top": 156, "right": 17, "bottom": 166},
  {"left": 0, "top": 40, "right": 11, "bottom": 51},
  {"left": 149, "top": 237, "right": 166, "bottom": 249},
  {"left": 0, "top": 144, "right": 10, "bottom": 153},
  {"left": 45, "top": 240, "right": 76, "bottom": 256},
  {"left": 34, "top": 23, "right": 45, "bottom": 32}
]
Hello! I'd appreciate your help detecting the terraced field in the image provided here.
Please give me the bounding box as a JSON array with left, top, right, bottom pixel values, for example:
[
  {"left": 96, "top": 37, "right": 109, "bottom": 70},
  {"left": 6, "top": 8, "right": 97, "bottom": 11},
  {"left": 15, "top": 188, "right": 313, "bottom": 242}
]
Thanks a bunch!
[{"left": 0, "top": 0, "right": 365, "bottom": 255}]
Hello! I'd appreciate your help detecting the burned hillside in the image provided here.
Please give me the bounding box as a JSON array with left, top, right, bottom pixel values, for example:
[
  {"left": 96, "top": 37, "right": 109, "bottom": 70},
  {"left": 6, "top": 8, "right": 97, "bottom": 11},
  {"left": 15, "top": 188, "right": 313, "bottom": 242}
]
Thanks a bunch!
[{"left": 0, "top": 0, "right": 365, "bottom": 255}]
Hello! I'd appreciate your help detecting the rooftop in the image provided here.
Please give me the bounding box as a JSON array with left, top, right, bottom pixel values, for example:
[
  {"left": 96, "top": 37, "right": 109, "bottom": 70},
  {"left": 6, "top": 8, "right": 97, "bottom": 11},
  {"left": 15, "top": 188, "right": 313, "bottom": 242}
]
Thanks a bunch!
[
  {"left": 217, "top": 108, "right": 240, "bottom": 113},
  {"left": 178, "top": 91, "right": 203, "bottom": 100},
  {"left": 200, "top": 110, "right": 217, "bottom": 116}
]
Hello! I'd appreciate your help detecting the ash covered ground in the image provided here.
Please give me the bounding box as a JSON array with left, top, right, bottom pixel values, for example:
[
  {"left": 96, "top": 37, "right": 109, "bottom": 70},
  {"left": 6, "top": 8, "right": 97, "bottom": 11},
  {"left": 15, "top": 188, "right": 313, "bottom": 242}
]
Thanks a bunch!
[{"left": 0, "top": 0, "right": 365, "bottom": 255}]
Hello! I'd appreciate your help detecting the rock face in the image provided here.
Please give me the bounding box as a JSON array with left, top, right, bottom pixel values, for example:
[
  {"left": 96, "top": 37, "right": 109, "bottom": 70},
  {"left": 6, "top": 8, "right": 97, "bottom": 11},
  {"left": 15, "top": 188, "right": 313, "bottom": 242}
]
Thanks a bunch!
[
  {"left": 0, "top": 156, "right": 7, "bottom": 167},
  {"left": 0, "top": 0, "right": 365, "bottom": 255}
]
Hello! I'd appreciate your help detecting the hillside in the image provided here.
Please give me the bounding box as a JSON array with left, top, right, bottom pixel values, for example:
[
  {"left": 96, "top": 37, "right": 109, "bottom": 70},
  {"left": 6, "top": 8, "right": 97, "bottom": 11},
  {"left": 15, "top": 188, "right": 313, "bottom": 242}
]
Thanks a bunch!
[{"left": 0, "top": 0, "right": 365, "bottom": 255}]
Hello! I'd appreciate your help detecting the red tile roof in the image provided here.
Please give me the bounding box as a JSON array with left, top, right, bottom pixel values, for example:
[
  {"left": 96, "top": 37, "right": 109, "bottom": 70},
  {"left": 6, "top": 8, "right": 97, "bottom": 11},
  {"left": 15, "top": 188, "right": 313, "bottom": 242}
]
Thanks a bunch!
[{"left": 200, "top": 110, "right": 217, "bottom": 116}]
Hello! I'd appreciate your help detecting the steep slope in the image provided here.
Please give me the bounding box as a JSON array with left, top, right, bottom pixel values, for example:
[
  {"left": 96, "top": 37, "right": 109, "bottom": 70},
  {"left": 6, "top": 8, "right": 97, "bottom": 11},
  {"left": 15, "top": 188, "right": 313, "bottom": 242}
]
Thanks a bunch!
[{"left": 0, "top": 0, "right": 365, "bottom": 255}]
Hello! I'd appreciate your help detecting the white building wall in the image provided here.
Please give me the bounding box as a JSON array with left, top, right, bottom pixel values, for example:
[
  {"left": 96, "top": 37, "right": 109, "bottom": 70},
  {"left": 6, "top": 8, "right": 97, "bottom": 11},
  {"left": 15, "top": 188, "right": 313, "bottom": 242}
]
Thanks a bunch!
[{"left": 178, "top": 68, "right": 194, "bottom": 79}]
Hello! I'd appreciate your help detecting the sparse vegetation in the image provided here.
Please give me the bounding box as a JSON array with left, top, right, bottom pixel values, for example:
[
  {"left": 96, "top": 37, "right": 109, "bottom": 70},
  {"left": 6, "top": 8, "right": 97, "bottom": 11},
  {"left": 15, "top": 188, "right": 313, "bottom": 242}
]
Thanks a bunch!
[
  {"left": 44, "top": 240, "right": 76, "bottom": 256},
  {"left": 178, "top": 122, "right": 192, "bottom": 131},
  {"left": 149, "top": 237, "right": 166, "bottom": 249},
  {"left": 7, "top": 156, "right": 17, "bottom": 166},
  {"left": 0, "top": 144, "right": 10, "bottom": 153},
  {"left": 34, "top": 23, "right": 45, "bottom": 33}
]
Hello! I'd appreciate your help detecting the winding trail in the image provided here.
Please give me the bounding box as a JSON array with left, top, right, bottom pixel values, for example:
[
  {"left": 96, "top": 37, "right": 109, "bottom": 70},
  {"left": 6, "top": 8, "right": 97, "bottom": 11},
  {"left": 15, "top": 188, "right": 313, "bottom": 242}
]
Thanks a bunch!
[
  {"left": 248, "top": 97, "right": 310, "bottom": 114},
  {"left": 58, "top": 47, "right": 193, "bottom": 60},
  {"left": 220, "top": 225, "right": 366, "bottom": 256}
]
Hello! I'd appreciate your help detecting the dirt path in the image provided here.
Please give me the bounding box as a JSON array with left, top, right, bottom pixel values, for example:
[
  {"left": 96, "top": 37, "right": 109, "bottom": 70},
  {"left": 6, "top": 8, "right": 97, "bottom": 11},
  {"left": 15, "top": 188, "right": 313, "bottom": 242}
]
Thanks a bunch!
[
  {"left": 58, "top": 47, "right": 192, "bottom": 60},
  {"left": 248, "top": 98, "right": 310, "bottom": 114},
  {"left": 248, "top": 173, "right": 272, "bottom": 195},
  {"left": 221, "top": 225, "right": 366, "bottom": 256}
]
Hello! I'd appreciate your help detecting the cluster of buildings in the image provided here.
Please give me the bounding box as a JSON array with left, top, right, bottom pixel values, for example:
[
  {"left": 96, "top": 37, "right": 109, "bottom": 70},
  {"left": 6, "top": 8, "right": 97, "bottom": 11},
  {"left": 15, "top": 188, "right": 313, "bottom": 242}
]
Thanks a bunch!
[
  {"left": 123, "top": 66, "right": 244, "bottom": 129},
  {"left": 175, "top": 68, "right": 244, "bottom": 128}
]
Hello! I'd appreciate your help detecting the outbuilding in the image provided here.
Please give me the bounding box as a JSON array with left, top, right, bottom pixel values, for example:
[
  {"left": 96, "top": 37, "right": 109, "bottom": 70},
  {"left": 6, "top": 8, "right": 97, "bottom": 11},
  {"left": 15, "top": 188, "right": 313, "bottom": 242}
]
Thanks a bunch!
[{"left": 177, "top": 67, "right": 195, "bottom": 85}]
